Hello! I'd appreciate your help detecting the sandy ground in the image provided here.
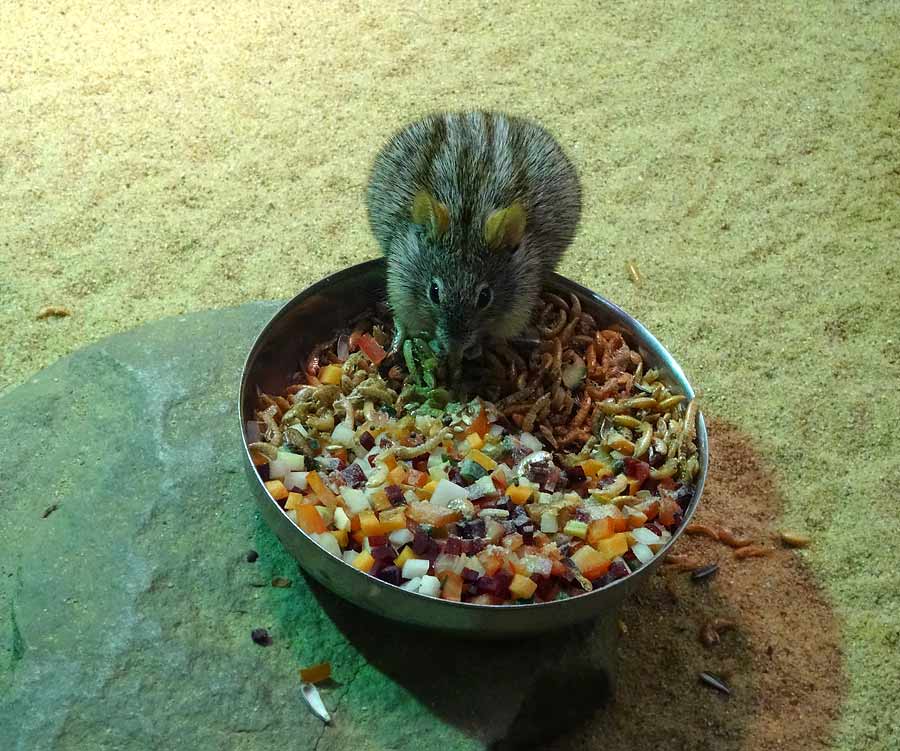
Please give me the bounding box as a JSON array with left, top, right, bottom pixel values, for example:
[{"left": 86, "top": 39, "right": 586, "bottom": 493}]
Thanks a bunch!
[{"left": 2, "top": 1, "right": 898, "bottom": 749}]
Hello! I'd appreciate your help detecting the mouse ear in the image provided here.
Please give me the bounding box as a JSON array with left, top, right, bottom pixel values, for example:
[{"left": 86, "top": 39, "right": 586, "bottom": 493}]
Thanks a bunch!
[
  {"left": 484, "top": 202, "right": 527, "bottom": 252},
  {"left": 411, "top": 191, "right": 450, "bottom": 239}
]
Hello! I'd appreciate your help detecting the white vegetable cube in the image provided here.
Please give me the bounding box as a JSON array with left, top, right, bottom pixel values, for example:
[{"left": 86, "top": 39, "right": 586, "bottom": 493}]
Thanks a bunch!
[
  {"left": 339, "top": 487, "right": 371, "bottom": 515},
  {"left": 631, "top": 526, "right": 662, "bottom": 549},
  {"left": 330, "top": 421, "right": 356, "bottom": 448},
  {"left": 313, "top": 532, "right": 341, "bottom": 559},
  {"left": 430, "top": 478, "right": 468, "bottom": 506},
  {"left": 631, "top": 542, "right": 655, "bottom": 564},
  {"left": 540, "top": 511, "right": 559, "bottom": 534},
  {"left": 401, "top": 577, "right": 423, "bottom": 592},
  {"left": 277, "top": 450, "right": 305, "bottom": 471},
  {"left": 417, "top": 575, "right": 442, "bottom": 598},
  {"left": 284, "top": 471, "right": 309, "bottom": 491},
  {"left": 389, "top": 528, "right": 414, "bottom": 547},
  {"left": 315, "top": 506, "right": 334, "bottom": 526},
  {"left": 401, "top": 558, "right": 430, "bottom": 580},
  {"left": 342, "top": 550, "right": 357, "bottom": 565},
  {"left": 333, "top": 507, "right": 351, "bottom": 531}
]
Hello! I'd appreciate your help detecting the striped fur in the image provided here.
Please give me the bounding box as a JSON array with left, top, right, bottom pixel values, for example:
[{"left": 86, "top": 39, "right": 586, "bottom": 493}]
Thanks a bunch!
[{"left": 366, "top": 111, "right": 582, "bottom": 355}]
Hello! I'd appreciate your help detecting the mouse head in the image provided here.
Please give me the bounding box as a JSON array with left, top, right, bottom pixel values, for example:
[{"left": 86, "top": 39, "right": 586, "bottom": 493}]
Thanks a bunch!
[{"left": 386, "top": 190, "right": 539, "bottom": 363}]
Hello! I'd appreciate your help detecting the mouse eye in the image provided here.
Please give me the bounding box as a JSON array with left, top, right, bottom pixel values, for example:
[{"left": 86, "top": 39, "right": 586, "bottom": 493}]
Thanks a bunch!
[
  {"left": 428, "top": 281, "right": 441, "bottom": 305},
  {"left": 477, "top": 286, "right": 493, "bottom": 310}
]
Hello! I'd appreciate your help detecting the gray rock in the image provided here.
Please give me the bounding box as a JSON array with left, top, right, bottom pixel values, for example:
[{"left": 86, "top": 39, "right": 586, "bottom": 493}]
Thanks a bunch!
[{"left": 0, "top": 304, "right": 614, "bottom": 751}]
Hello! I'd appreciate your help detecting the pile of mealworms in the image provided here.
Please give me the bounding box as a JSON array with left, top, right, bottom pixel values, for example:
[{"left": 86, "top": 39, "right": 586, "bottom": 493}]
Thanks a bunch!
[{"left": 252, "top": 292, "right": 700, "bottom": 481}]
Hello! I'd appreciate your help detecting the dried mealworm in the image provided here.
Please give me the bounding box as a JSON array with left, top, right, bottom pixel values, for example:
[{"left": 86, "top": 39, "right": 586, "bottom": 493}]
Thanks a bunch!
[
  {"left": 734, "top": 545, "right": 772, "bottom": 559},
  {"left": 779, "top": 531, "right": 811, "bottom": 548},
  {"left": 626, "top": 259, "right": 642, "bottom": 286},
  {"left": 571, "top": 395, "right": 592, "bottom": 428},
  {"left": 717, "top": 527, "right": 754, "bottom": 548},
  {"left": 36, "top": 305, "right": 72, "bottom": 319},
  {"left": 685, "top": 523, "right": 721, "bottom": 541},
  {"left": 522, "top": 392, "right": 551, "bottom": 434}
]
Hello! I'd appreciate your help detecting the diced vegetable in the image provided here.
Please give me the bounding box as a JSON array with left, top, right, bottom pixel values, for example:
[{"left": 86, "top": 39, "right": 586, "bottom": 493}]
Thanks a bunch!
[
  {"left": 299, "top": 662, "right": 332, "bottom": 684},
  {"left": 465, "top": 432, "right": 484, "bottom": 450},
  {"left": 330, "top": 421, "right": 356, "bottom": 447},
  {"left": 312, "top": 531, "right": 341, "bottom": 557},
  {"left": 339, "top": 487, "right": 371, "bottom": 515},
  {"left": 631, "top": 542, "right": 655, "bottom": 564},
  {"left": 440, "top": 572, "right": 463, "bottom": 601},
  {"left": 594, "top": 533, "right": 630, "bottom": 561},
  {"left": 540, "top": 511, "right": 558, "bottom": 533},
  {"left": 467, "top": 449, "right": 497, "bottom": 471},
  {"left": 357, "top": 333, "right": 387, "bottom": 365},
  {"left": 284, "top": 471, "right": 309, "bottom": 491},
  {"left": 407, "top": 502, "right": 462, "bottom": 527},
  {"left": 351, "top": 550, "right": 375, "bottom": 572},
  {"left": 284, "top": 492, "right": 305, "bottom": 510},
  {"left": 330, "top": 528, "right": 349, "bottom": 548},
  {"left": 296, "top": 505, "right": 327, "bottom": 534},
  {"left": 563, "top": 520, "right": 588, "bottom": 539},
  {"left": 401, "top": 557, "right": 430, "bottom": 580},
  {"left": 570, "top": 545, "right": 612, "bottom": 580},
  {"left": 307, "top": 471, "right": 339, "bottom": 508},
  {"left": 319, "top": 364, "right": 343, "bottom": 385},
  {"left": 506, "top": 484, "right": 533, "bottom": 505},
  {"left": 430, "top": 479, "right": 468, "bottom": 506},
  {"left": 264, "top": 480, "right": 289, "bottom": 501},
  {"left": 587, "top": 517, "right": 616, "bottom": 545},
  {"left": 359, "top": 509, "right": 384, "bottom": 537},
  {"left": 378, "top": 507, "right": 407, "bottom": 532},
  {"left": 464, "top": 406, "right": 488, "bottom": 438},
  {"left": 394, "top": 546, "right": 417, "bottom": 568},
  {"left": 509, "top": 574, "right": 538, "bottom": 600},
  {"left": 389, "top": 528, "right": 414, "bottom": 547},
  {"left": 418, "top": 575, "right": 442, "bottom": 597}
]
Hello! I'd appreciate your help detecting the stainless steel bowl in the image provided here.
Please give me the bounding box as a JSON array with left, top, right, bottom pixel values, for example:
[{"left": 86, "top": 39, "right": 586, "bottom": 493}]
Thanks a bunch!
[{"left": 239, "top": 258, "right": 707, "bottom": 639}]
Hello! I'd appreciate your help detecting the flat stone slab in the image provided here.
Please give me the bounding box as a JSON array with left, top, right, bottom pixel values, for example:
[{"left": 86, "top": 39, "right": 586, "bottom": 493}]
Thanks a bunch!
[{"left": 0, "top": 303, "right": 615, "bottom": 751}]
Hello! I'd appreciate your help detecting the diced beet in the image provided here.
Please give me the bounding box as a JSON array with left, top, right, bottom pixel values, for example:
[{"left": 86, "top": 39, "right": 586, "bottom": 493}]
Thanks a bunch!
[
  {"left": 256, "top": 464, "right": 270, "bottom": 482},
  {"left": 669, "top": 511, "right": 684, "bottom": 530},
  {"left": 593, "top": 573, "right": 613, "bottom": 588},
  {"left": 368, "top": 454, "right": 378, "bottom": 467},
  {"left": 609, "top": 560, "right": 630, "bottom": 580},
  {"left": 371, "top": 544, "right": 397, "bottom": 562},
  {"left": 461, "top": 567, "right": 480, "bottom": 583},
  {"left": 376, "top": 565, "right": 402, "bottom": 586},
  {"left": 340, "top": 462, "right": 367, "bottom": 489},
  {"left": 367, "top": 534, "right": 388, "bottom": 548},
  {"left": 359, "top": 431, "right": 375, "bottom": 451},
  {"left": 385, "top": 484, "right": 405, "bottom": 505},
  {"left": 566, "top": 465, "right": 587, "bottom": 484},
  {"left": 379, "top": 435, "right": 391, "bottom": 448},
  {"left": 444, "top": 536, "right": 464, "bottom": 556},
  {"left": 448, "top": 466, "right": 468, "bottom": 487},
  {"left": 574, "top": 508, "right": 591, "bottom": 523},
  {"left": 465, "top": 584, "right": 479, "bottom": 597},
  {"left": 645, "top": 522, "right": 665, "bottom": 536},
  {"left": 468, "top": 538, "right": 486, "bottom": 555},
  {"left": 412, "top": 528, "right": 431, "bottom": 554},
  {"left": 623, "top": 457, "right": 651, "bottom": 483},
  {"left": 459, "top": 518, "right": 486, "bottom": 540},
  {"left": 477, "top": 570, "right": 513, "bottom": 598},
  {"left": 623, "top": 549, "right": 637, "bottom": 563},
  {"left": 412, "top": 456, "right": 428, "bottom": 473},
  {"left": 534, "top": 575, "right": 560, "bottom": 602},
  {"left": 520, "top": 524, "right": 535, "bottom": 544}
]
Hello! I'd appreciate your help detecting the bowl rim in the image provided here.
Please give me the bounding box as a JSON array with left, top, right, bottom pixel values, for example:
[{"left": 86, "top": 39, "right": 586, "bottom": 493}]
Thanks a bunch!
[{"left": 239, "top": 258, "right": 707, "bottom": 612}]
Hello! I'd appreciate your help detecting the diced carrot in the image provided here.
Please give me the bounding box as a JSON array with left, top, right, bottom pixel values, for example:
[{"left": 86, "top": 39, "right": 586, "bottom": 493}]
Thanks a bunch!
[
  {"left": 406, "top": 468, "right": 428, "bottom": 487},
  {"left": 334, "top": 447, "right": 348, "bottom": 464},
  {"left": 658, "top": 499, "right": 679, "bottom": 526},
  {"left": 491, "top": 467, "right": 508, "bottom": 492},
  {"left": 480, "top": 554, "right": 504, "bottom": 576},
  {"left": 384, "top": 454, "right": 398, "bottom": 471},
  {"left": 628, "top": 478, "right": 643, "bottom": 496},
  {"left": 570, "top": 545, "right": 611, "bottom": 580},
  {"left": 440, "top": 572, "right": 463, "bottom": 602},
  {"left": 370, "top": 490, "right": 392, "bottom": 512},
  {"left": 250, "top": 450, "right": 269, "bottom": 466},
  {"left": 579, "top": 459, "right": 609, "bottom": 478},
  {"left": 330, "top": 529, "right": 348, "bottom": 548},
  {"left": 406, "top": 501, "right": 462, "bottom": 527},
  {"left": 418, "top": 480, "right": 438, "bottom": 499},
  {"left": 506, "top": 485, "right": 533, "bottom": 506},
  {"left": 509, "top": 574, "right": 538, "bottom": 600},
  {"left": 359, "top": 509, "right": 384, "bottom": 537},
  {"left": 284, "top": 492, "right": 305, "bottom": 510},
  {"left": 387, "top": 465, "right": 406, "bottom": 486},
  {"left": 587, "top": 517, "right": 616, "bottom": 545},
  {"left": 502, "top": 533, "right": 524, "bottom": 552},
  {"left": 509, "top": 558, "right": 528, "bottom": 576},
  {"left": 350, "top": 514, "right": 362, "bottom": 532},
  {"left": 594, "top": 533, "right": 629, "bottom": 561},
  {"left": 394, "top": 546, "right": 416, "bottom": 568},
  {"left": 464, "top": 405, "right": 488, "bottom": 438},
  {"left": 296, "top": 505, "right": 327, "bottom": 534},
  {"left": 626, "top": 511, "right": 648, "bottom": 530},
  {"left": 307, "top": 471, "right": 339, "bottom": 508},
  {"left": 264, "top": 480, "right": 289, "bottom": 501},
  {"left": 357, "top": 333, "right": 387, "bottom": 365},
  {"left": 352, "top": 529, "right": 365, "bottom": 545},
  {"left": 465, "top": 432, "right": 484, "bottom": 450},
  {"left": 351, "top": 550, "right": 375, "bottom": 572},
  {"left": 467, "top": 448, "right": 497, "bottom": 471},
  {"left": 299, "top": 662, "right": 331, "bottom": 684},
  {"left": 613, "top": 517, "right": 628, "bottom": 533},
  {"left": 378, "top": 507, "right": 407, "bottom": 532},
  {"left": 643, "top": 500, "right": 660, "bottom": 521},
  {"left": 319, "top": 364, "right": 343, "bottom": 385}
]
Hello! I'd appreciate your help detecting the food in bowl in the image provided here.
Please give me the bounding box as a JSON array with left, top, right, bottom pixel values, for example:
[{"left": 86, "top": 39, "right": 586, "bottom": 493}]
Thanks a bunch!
[{"left": 246, "top": 292, "right": 700, "bottom": 605}]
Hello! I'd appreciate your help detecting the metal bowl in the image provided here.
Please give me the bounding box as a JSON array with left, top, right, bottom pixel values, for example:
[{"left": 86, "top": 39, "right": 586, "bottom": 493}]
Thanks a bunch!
[{"left": 239, "top": 258, "right": 707, "bottom": 639}]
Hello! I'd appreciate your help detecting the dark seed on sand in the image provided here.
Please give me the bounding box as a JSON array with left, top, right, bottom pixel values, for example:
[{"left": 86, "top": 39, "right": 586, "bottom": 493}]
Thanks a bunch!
[
  {"left": 246, "top": 550, "right": 259, "bottom": 563},
  {"left": 271, "top": 577, "right": 292, "bottom": 588},
  {"left": 251, "top": 628, "right": 273, "bottom": 646},
  {"left": 691, "top": 563, "right": 719, "bottom": 581},
  {"left": 699, "top": 671, "right": 731, "bottom": 695}
]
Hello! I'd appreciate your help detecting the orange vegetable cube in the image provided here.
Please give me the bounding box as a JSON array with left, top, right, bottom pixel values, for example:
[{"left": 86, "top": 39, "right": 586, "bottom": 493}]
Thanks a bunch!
[
  {"left": 626, "top": 511, "right": 649, "bottom": 530},
  {"left": 299, "top": 662, "right": 331, "bottom": 684},
  {"left": 570, "top": 545, "right": 612, "bottom": 580},
  {"left": 506, "top": 485, "right": 533, "bottom": 506},
  {"left": 359, "top": 509, "right": 384, "bottom": 537},
  {"left": 406, "top": 502, "right": 462, "bottom": 528},
  {"left": 467, "top": 448, "right": 497, "bottom": 471},
  {"left": 351, "top": 529, "right": 366, "bottom": 545},
  {"left": 418, "top": 480, "right": 438, "bottom": 499},
  {"left": 370, "top": 490, "right": 392, "bottom": 512},
  {"left": 351, "top": 550, "right": 375, "bottom": 572},
  {"left": 465, "top": 432, "right": 484, "bottom": 450},
  {"left": 307, "top": 471, "right": 339, "bottom": 508},
  {"left": 509, "top": 558, "right": 529, "bottom": 576},
  {"left": 643, "top": 500, "right": 660, "bottom": 521},
  {"left": 318, "top": 364, "right": 343, "bottom": 385},
  {"left": 628, "top": 478, "right": 642, "bottom": 496},
  {"left": 388, "top": 465, "right": 408, "bottom": 486},
  {"left": 264, "top": 480, "right": 289, "bottom": 501},
  {"left": 334, "top": 448, "right": 349, "bottom": 464},
  {"left": 509, "top": 574, "right": 538, "bottom": 600},
  {"left": 250, "top": 450, "right": 269, "bottom": 466},
  {"left": 379, "top": 507, "right": 407, "bottom": 532},
  {"left": 330, "top": 529, "right": 349, "bottom": 548},
  {"left": 394, "top": 546, "right": 417, "bottom": 568},
  {"left": 296, "top": 505, "right": 327, "bottom": 535},
  {"left": 284, "top": 492, "right": 305, "bottom": 510},
  {"left": 594, "top": 532, "right": 630, "bottom": 561},
  {"left": 464, "top": 406, "right": 489, "bottom": 437},
  {"left": 406, "top": 468, "right": 428, "bottom": 487},
  {"left": 479, "top": 552, "right": 504, "bottom": 576},
  {"left": 580, "top": 459, "right": 611, "bottom": 478},
  {"left": 587, "top": 517, "right": 616, "bottom": 545},
  {"left": 502, "top": 533, "right": 524, "bottom": 552},
  {"left": 613, "top": 517, "right": 628, "bottom": 533},
  {"left": 440, "top": 572, "right": 463, "bottom": 602},
  {"left": 350, "top": 513, "right": 362, "bottom": 532},
  {"left": 383, "top": 454, "right": 398, "bottom": 471}
]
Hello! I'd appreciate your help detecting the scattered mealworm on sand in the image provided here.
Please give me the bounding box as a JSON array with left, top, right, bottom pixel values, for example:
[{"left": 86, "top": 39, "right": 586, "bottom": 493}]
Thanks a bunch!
[
  {"left": 685, "top": 523, "right": 721, "bottom": 541},
  {"left": 42, "top": 503, "right": 60, "bottom": 518},
  {"left": 271, "top": 577, "right": 292, "bottom": 588},
  {"left": 699, "top": 618, "right": 736, "bottom": 647},
  {"left": 734, "top": 545, "right": 772, "bottom": 559},
  {"left": 36, "top": 305, "right": 72, "bottom": 320},
  {"left": 662, "top": 553, "right": 703, "bottom": 571},
  {"left": 625, "top": 259, "right": 643, "bottom": 286},
  {"left": 779, "top": 531, "right": 811, "bottom": 548},
  {"left": 717, "top": 527, "right": 754, "bottom": 548}
]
